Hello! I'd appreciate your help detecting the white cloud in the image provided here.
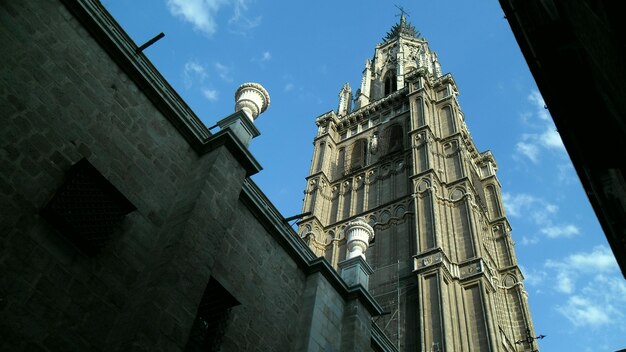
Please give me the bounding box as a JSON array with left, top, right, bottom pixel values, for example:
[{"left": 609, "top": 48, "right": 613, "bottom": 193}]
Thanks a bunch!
[
  {"left": 520, "top": 265, "right": 546, "bottom": 287},
  {"left": 556, "top": 274, "right": 626, "bottom": 329},
  {"left": 528, "top": 90, "right": 550, "bottom": 121},
  {"left": 514, "top": 90, "right": 565, "bottom": 162},
  {"left": 544, "top": 246, "right": 619, "bottom": 294},
  {"left": 557, "top": 163, "right": 576, "bottom": 184},
  {"left": 541, "top": 224, "right": 580, "bottom": 238},
  {"left": 166, "top": 0, "right": 227, "bottom": 36},
  {"left": 228, "top": 0, "right": 262, "bottom": 34},
  {"left": 516, "top": 142, "right": 539, "bottom": 163},
  {"left": 502, "top": 193, "right": 536, "bottom": 217},
  {"left": 284, "top": 83, "right": 295, "bottom": 92},
  {"left": 167, "top": 0, "right": 260, "bottom": 36},
  {"left": 184, "top": 61, "right": 207, "bottom": 78},
  {"left": 502, "top": 193, "right": 557, "bottom": 220},
  {"left": 558, "top": 295, "right": 611, "bottom": 327},
  {"left": 541, "top": 247, "right": 625, "bottom": 330},
  {"left": 567, "top": 246, "right": 618, "bottom": 272},
  {"left": 202, "top": 88, "right": 218, "bottom": 101},
  {"left": 545, "top": 246, "right": 618, "bottom": 273},
  {"left": 502, "top": 192, "right": 581, "bottom": 244},
  {"left": 214, "top": 62, "right": 233, "bottom": 82},
  {"left": 539, "top": 126, "right": 564, "bottom": 150},
  {"left": 520, "top": 235, "right": 540, "bottom": 246},
  {"left": 183, "top": 61, "right": 208, "bottom": 88},
  {"left": 251, "top": 51, "right": 272, "bottom": 66},
  {"left": 555, "top": 270, "right": 575, "bottom": 294}
]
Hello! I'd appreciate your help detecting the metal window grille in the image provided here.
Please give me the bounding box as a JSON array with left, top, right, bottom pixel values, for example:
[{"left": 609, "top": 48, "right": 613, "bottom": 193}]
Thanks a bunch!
[{"left": 41, "top": 158, "right": 135, "bottom": 255}]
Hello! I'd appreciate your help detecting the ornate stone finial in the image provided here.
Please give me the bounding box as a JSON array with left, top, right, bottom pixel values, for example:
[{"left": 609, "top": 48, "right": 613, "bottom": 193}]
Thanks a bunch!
[
  {"left": 338, "top": 83, "right": 352, "bottom": 116},
  {"left": 234, "top": 82, "right": 270, "bottom": 121},
  {"left": 344, "top": 217, "right": 375, "bottom": 259}
]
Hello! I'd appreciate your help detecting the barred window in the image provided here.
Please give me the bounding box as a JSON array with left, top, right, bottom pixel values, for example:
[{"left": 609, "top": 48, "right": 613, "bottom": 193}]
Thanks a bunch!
[{"left": 41, "top": 158, "right": 135, "bottom": 256}]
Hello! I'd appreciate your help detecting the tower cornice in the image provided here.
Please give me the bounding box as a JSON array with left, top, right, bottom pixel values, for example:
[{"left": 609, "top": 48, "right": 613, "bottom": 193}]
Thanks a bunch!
[{"left": 336, "top": 87, "right": 407, "bottom": 131}]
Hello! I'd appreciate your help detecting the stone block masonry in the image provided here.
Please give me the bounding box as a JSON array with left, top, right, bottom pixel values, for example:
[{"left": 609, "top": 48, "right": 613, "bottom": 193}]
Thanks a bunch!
[{"left": 0, "top": 1, "right": 393, "bottom": 351}]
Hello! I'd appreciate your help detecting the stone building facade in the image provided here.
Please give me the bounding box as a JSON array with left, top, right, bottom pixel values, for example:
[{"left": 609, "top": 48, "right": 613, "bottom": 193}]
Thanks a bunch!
[
  {"left": 0, "top": 1, "right": 397, "bottom": 351},
  {"left": 299, "top": 15, "right": 538, "bottom": 352}
]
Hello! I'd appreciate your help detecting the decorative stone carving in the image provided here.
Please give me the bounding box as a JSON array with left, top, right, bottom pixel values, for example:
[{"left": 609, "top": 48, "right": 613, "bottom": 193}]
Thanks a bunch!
[
  {"left": 417, "top": 179, "right": 430, "bottom": 193},
  {"left": 338, "top": 83, "right": 352, "bottom": 116},
  {"left": 354, "top": 175, "right": 364, "bottom": 190},
  {"left": 459, "top": 261, "right": 483, "bottom": 279},
  {"left": 306, "top": 179, "right": 318, "bottom": 193},
  {"left": 344, "top": 217, "right": 375, "bottom": 259},
  {"left": 414, "top": 251, "right": 444, "bottom": 272},
  {"left": 370, "top": 133, "right": 379, "bottom": 154},
  {"left": 443, "top": 141, "right": 459, "bottom": 157},
  {"left": 365, "top": 169, "right": 377, "bottom": 185},
  {"left": 235, "top": 82, "right": 270, "bottom": 121},
  {"left": 450, "top": 188, "right": 465, "bottom": 201},
  {"left": 414, "top": 133, "right": 428, "bottom": 148}
]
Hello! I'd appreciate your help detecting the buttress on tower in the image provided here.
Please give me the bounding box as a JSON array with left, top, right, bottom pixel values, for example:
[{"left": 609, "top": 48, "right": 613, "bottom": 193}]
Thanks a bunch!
[{"left": 298, "top": 15, "right": 538, "bottom": 352}]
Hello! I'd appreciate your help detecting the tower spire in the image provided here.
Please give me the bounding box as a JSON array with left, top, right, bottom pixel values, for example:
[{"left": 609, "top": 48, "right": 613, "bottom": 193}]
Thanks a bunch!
[
  {"left": 300, "top": 11, "right": 539, "bottom": 351},
  {"left": 384, "top": 5, "right": 420, "bottom": 41}
]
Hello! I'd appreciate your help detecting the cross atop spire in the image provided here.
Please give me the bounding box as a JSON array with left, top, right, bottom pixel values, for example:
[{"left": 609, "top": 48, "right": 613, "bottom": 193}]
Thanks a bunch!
[
  {"left": 383, "top": 7, "right": 420, "bottom": 42},
  {"left": 395, "top": 4, "right": 410, "bottom": 23}
]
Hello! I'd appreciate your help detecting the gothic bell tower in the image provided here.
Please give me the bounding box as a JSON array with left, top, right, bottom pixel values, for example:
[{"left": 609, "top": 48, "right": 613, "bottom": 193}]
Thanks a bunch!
[{"left": 298, "top": 14, "right": 538, "bottom": 352}]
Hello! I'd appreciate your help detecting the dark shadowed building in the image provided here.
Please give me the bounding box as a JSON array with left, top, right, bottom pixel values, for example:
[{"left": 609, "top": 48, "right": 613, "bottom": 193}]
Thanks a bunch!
[
  {"left": 0, "top": 1, "right": 395, "bottom": 351},
  {"left": 499, "top": 0, "right": 626, "bottom": 280}
]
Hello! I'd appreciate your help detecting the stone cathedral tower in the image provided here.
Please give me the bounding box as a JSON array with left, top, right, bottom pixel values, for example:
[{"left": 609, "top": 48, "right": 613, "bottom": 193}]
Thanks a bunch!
[{"left": 298, "top": 15, "right": 538, "bottom": 352}]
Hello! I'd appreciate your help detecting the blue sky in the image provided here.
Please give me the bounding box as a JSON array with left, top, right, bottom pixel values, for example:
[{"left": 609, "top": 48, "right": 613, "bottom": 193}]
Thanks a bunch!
[{"left": 102, "top": 1, "right": 625, "bottom": 350}]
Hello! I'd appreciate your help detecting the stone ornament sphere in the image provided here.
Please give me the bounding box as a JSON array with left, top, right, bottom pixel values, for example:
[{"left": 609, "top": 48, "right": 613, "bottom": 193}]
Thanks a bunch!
[{"left": 234, "top": 82, "right": 271, "bottom": 121}]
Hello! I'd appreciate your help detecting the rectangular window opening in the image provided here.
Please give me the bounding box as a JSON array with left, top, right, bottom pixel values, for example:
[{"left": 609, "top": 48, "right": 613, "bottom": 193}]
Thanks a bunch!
[{"left": 185, "top": 277, "right": 240, "bottom": 352}]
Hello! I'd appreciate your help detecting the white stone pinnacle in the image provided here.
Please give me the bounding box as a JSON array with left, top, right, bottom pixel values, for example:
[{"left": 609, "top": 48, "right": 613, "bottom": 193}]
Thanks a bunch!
[
  {"left": 344, "top": 217, "right": 375, "bottom": 259},
  {"left": 234, "top": 82, "right": 270, "bottom": 121}
]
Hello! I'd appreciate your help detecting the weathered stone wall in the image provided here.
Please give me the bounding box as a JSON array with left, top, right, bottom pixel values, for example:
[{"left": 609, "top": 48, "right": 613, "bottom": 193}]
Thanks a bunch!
[
  {"left": 1, "top": 1, "right": 198, "bottom": 350},
  {"left": 0, "top": 1, "right": 386, "bottom": 351},
  {"left": 212, "top": 199, "right": 309, "bottom": 352}
]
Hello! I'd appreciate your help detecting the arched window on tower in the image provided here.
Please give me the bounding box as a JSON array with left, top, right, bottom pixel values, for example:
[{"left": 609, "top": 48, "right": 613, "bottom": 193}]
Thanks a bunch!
[
  {"left": 383, "top": 70, "right": 397, "bottom": 96},
  {"left": 381, "top": 123, "right": 404, "bottom": 154},
  {"left": 345, "top": 138, "right": 368, "bottom": 174}
]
